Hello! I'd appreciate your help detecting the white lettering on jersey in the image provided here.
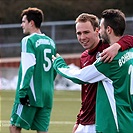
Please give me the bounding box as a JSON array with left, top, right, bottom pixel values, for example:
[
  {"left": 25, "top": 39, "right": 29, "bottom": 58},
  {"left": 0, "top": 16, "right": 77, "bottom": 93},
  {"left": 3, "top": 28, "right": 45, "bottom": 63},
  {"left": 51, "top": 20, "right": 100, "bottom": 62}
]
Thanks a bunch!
[
  {"left": 36, "top": 39, "right": 50, "bottom": 47},
  {"left": 118, "top": 52, "right": 133, "bottom": 67}
]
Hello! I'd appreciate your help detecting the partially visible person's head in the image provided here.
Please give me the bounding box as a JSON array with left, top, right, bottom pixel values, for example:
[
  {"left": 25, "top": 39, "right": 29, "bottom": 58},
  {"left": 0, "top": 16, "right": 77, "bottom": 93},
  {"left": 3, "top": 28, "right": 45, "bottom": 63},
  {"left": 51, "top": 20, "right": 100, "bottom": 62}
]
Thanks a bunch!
[
  {"left": 21, "top": 7, "right": 44, "bottom": 28},
  {"left": 100, "top": 9, "right": 126, "bottom": 43},
  {"left": 75, "top": 13, "right": 100, "bottom": 50}
]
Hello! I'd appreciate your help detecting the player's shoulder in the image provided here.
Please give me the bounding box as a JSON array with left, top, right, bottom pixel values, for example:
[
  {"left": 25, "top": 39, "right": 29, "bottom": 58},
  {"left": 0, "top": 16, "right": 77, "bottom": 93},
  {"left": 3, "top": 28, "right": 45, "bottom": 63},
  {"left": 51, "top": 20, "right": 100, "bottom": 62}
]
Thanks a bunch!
[
  {"left": 38, "top": 33, "right": 56, "bottom": 48},
  {"left": 21, "top": 33, "right": 35, "bottom": 41},
  {"left": 21, "top": 35, "right": 31, "bottom": 45},
  {"left": 43, "top": 34, "right": 56, "bottom": 48}
]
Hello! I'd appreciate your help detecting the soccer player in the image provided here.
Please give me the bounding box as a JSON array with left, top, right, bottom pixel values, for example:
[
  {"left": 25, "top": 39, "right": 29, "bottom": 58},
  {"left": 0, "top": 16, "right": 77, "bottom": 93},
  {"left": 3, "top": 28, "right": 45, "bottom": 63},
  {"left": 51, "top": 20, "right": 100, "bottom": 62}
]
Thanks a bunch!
[
  {"left": 52, "top": 9, "right": 133, "bottom": 133},
  {"left": 72, "top": 13, "right": 133, "bottom": 133},
  {"left": 9, "top": 7, "right": 57, "bottom": 133}
]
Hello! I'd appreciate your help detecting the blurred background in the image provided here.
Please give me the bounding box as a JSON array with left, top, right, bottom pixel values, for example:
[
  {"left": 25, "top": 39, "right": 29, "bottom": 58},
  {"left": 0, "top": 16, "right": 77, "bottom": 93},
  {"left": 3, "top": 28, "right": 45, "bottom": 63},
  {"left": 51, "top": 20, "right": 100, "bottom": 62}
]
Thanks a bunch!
[
  {"left": 0, "top": 0, "right": 133, "bottom": 58},
  {"left": 0, "top": 1, "right": 133, "bottom": 132},
  {"left": 0, "top": 0, "right": 133, "bottom": 89}
]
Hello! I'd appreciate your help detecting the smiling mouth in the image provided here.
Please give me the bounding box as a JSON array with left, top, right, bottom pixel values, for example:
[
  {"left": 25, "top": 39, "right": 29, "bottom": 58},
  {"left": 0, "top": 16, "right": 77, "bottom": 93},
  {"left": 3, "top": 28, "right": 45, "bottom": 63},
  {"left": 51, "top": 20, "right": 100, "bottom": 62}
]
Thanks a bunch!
[{"left": 81, "top": 41, "right": 89, "bottom": 45}]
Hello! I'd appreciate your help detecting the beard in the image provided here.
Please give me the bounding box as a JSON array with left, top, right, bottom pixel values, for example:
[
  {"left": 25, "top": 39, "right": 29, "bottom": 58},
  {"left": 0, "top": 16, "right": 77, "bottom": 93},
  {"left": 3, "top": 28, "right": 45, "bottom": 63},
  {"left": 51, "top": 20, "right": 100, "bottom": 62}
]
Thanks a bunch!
[{"left": 100, "top": 31, "right": 110, "bottom": 44}]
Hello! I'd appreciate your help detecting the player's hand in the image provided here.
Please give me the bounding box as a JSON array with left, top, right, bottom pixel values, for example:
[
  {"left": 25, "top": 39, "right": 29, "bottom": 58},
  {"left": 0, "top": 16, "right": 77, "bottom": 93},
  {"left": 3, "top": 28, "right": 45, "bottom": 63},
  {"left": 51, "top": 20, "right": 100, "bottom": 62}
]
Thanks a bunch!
[
  {"left": 52, "top": 53, "right": 60, "bottom": 62},
  {"left": 20, "top": 95, "right": 30, "bottom": 106},
  {"left": 100, "top": 43, "right": 121, "bottom": 63},
  {"left": 72, "top": 124, "right": 78, "bottom": 133}
]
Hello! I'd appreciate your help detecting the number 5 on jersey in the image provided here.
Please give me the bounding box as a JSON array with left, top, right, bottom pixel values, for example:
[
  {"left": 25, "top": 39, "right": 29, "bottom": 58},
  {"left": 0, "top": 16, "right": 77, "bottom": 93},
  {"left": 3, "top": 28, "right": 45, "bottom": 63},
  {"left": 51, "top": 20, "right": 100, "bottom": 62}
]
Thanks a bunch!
[{"left": 43, "top": 49, "right": 52, "bottom": 71}]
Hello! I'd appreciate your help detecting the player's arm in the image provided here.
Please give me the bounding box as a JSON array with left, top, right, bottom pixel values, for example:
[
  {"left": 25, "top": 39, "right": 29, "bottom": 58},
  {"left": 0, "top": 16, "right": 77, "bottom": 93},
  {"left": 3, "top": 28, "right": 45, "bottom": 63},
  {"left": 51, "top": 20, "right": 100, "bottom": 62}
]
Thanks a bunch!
[
  {"left": 72, "top": 124, "right": 79, "bottom": 133},
  {"left": 101, "top": 35, "right": 133, "bottom": 62},
  {"left": 19, "top": 38, "right": 36, "bottom": 105},
  {"left": 118, "top": 35, "right": 133, "bottom": 51},
  {"left": 52, "top": 54, "right": 108, "bottom": 84},
  {"left": 72, "top": 110, "right": 81, "bottom": 133},
  {"left": 19, "top": 52, "right": 35, "bottom": 97}
]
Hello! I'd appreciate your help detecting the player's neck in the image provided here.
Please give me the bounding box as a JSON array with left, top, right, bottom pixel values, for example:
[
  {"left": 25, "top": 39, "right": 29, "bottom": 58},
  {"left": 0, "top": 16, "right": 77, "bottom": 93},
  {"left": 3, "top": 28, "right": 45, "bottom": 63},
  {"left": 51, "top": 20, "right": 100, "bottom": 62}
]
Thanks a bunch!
[
  {"left": 110, "top": 36, "right": 121, "bottom": 46},
  {"left": 30, "top": 28, "right": 42, "bottom": 34}
]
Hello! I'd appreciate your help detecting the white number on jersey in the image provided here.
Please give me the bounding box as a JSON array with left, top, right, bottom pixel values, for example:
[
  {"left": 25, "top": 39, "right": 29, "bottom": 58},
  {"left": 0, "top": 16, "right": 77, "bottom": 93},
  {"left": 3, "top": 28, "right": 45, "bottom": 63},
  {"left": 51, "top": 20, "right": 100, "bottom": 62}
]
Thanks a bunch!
[
  {"left": 43, "top": 49, "right": 52, "bottom": 71},
  {"left": 128, "top": 65, "right": 133, "bottom": 95}
]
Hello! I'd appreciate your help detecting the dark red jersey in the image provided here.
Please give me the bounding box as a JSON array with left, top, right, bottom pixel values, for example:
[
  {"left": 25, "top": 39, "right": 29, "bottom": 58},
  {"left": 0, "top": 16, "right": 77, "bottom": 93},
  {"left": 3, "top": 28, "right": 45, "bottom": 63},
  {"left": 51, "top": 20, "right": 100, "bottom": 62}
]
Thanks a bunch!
[
  {"left": 76, "top": 35, "right": 133, "bottom": 125},
  {"left": 76, "top": 40, "right": 108, "bottom": 125}
]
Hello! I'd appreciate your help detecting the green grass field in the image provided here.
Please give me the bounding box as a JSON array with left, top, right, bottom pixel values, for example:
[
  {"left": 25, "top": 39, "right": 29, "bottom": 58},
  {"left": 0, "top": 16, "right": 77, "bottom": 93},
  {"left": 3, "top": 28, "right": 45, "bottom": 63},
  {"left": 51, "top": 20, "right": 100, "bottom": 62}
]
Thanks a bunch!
[{"left": 0, "top": 90, "right": 81, "bottom": 133}]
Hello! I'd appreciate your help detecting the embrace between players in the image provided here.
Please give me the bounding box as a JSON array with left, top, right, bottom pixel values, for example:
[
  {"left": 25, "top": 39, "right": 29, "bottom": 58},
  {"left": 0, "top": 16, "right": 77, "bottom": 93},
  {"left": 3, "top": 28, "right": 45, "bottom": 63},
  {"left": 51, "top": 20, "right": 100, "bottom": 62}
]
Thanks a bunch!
[{"left": 9, "top": 7, "right": 133, "bottom": 133}]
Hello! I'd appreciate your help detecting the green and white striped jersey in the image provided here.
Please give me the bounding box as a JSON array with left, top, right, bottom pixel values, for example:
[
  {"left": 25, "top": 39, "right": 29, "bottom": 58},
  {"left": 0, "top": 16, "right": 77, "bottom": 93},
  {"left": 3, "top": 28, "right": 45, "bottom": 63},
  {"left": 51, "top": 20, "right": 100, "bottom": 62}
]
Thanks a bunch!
[
  {"left": 15, "top": 33, "right": 56, "bottom": 108},
  {"left": 53, "top": 48, "right": 133, "bottom": 133}
]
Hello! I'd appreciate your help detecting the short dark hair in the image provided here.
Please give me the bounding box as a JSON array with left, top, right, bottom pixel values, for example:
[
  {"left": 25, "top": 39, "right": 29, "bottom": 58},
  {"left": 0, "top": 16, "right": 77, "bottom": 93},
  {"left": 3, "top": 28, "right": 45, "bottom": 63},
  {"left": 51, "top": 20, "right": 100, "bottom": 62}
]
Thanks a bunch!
[
  {"left": 21, "top": 7, "right": 44, "bottom": 28},
  {"left": 101, "top": 9, "right": 126, "bottom": 36}
]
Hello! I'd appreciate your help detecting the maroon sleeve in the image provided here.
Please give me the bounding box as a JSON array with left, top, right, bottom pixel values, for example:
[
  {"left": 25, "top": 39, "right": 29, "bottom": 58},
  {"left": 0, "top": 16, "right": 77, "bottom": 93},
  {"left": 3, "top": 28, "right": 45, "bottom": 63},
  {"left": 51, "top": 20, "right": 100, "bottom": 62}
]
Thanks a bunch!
[
  {"left": 76, "top": 112, "right": 80, "bottom": 124},
  {"left": 117, "top": 35, "right": 133, "bottom": 51}
]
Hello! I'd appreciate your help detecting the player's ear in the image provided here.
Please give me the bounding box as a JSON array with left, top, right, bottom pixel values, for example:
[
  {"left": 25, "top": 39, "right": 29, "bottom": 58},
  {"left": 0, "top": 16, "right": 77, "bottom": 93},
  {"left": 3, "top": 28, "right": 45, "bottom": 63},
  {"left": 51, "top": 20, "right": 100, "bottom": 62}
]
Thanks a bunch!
[
  {"left": 106, "top": 26, "right": 112, "bottom": 34},
  {"left": 95, "top": 27, "right": 100, "bottom": 33},
  {"left": 95, "top": 27, "right": 100, "bottom": 36},
  {"left": 29, "top": 20, "right": 35, "bottom": 27}
]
